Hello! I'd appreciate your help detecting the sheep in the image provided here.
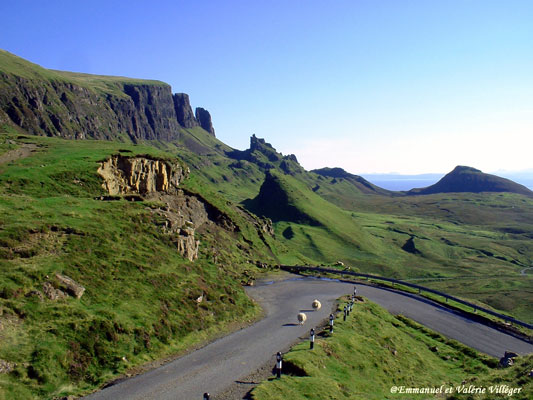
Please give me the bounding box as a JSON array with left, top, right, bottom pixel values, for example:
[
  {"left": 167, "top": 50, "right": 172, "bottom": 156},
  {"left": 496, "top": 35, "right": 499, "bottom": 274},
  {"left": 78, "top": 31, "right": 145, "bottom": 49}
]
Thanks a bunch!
[
  {"left": 312, "top": 299, "right": 322, "bottom": 310},
  {"left": 297, "top": 312, "right": 307, "bottom": 325}
]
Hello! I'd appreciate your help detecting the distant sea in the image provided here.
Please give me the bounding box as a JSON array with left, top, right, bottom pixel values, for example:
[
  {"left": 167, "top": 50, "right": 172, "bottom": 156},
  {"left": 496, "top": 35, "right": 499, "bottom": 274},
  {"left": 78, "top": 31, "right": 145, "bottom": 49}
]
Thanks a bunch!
[{"left": 362, "top": 173, "right": 533, "bottom": 192}]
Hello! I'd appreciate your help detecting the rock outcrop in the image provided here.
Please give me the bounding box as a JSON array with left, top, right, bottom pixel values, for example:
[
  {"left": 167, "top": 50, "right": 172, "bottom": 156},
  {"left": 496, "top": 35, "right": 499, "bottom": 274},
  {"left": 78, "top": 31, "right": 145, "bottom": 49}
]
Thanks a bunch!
[
  {"left": 175, "top": 223, "right": 200, "bottom": 262},
  {"left": 42, "top": 282, "right": 67, "bottom": 300},
  {"left": 55, "top": 273, "right": 85, "bottom": 299},
  {"left": 97, "top": 155, "right": 188, "bottom": 196},
  {"left": 0, "top": 50, "right": 216, "bottom": 142},
  {"left": 173, "top": 93, "right": 199, "bottom": 128},
  {"left": 195, "top": 107, "right": 215, "bottom": 136},
  {"left": 227, "top": 135, "right": 304, "bottom": 175},
  {"left": 0, "top": 359, "right": 16, "bottom": 374},
  {"left": 97, "top": 155, "right": 237, "bottom": 262}
]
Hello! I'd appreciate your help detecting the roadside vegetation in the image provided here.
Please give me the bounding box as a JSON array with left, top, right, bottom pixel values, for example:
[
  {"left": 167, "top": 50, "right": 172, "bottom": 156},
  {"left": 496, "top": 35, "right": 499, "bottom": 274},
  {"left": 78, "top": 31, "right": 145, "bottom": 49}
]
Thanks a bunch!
[{"left": 251, "top": 298, "right": 532, "bottom": 400}]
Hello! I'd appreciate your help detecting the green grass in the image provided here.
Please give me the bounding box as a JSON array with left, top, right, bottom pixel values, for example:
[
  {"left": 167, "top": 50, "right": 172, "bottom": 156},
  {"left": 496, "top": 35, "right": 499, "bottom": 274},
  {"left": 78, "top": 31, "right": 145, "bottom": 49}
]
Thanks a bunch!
[
  {"left": 252, "top": 298, "right": 531, "bottom": 400},
  {"left": 0, "top": 49, "right": 165, "bottom": 98},
  {"left": 245, "top": 171, "right": 533, "bottom": 322},
  {"left": 0, "top": 131, "right": 277, "bottom": 399}
]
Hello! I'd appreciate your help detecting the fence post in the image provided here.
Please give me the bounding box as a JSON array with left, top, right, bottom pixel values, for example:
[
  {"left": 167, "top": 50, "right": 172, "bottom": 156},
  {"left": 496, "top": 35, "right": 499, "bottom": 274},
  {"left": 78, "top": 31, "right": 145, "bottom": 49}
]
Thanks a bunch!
[
  {"left": 276, "top": 352, "right": 282, "bottom": 378},
  {"left": 344, "top": 306, "right": 347, "bottom": 321},
  {"left": 310, "top": 328, "right": 315, "bottom": 349},
  {"left": 329, "top": 313, "right": 334, "bottom": 333}
]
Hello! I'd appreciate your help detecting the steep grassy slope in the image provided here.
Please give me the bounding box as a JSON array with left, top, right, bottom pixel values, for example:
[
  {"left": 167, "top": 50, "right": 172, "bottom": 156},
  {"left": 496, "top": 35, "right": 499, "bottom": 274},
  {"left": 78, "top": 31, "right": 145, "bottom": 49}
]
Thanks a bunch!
[
  {"left": 169, "top": 132, "right": 533, "bottom": 322},
  {"left": 0, "top": 129, "right": 280, "bottom": 399},
  {"left": 243, "top": 168, "right": 533, "bottom": 322},
  {"left": 252, "top": 298, "right": 531, "bottom": 400}
]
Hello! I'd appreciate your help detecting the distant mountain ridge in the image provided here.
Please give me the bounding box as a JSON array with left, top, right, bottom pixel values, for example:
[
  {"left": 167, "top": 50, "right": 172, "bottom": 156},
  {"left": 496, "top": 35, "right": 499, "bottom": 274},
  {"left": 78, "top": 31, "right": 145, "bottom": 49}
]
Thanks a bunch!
[
  {"left": 311, "top": 167, "right": 392, "bottom": 196},
  {"left": 408, "top": 166, "right": 533, "bottom": 197}
]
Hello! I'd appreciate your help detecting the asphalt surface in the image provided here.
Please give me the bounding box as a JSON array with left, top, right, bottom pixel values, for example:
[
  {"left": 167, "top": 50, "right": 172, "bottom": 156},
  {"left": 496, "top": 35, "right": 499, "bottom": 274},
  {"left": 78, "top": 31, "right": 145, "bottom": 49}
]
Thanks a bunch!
[{"left": 85, "top": 276, "right": 533, "bottom": 400}]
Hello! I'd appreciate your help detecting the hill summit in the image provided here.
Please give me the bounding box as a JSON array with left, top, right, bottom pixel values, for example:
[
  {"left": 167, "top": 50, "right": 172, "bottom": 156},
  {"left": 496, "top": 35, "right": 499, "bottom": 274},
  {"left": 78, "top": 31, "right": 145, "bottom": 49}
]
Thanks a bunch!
[{"left": 408, "top": 166, "right": 533, "bottom": 196}]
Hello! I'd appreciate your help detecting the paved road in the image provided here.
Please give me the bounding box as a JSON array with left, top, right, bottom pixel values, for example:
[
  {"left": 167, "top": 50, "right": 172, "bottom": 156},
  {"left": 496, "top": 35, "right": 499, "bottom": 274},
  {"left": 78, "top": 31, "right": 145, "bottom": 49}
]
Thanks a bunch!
[{"left": 85, "top": 276, "right": 533, "bottom": 400}]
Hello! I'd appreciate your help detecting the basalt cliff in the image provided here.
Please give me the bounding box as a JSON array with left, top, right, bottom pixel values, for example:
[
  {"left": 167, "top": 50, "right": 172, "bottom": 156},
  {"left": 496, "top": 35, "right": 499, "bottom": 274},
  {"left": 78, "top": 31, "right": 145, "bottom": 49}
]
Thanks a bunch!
[{"left": 0, "top": 49, "right": 215, "bottom": 142}]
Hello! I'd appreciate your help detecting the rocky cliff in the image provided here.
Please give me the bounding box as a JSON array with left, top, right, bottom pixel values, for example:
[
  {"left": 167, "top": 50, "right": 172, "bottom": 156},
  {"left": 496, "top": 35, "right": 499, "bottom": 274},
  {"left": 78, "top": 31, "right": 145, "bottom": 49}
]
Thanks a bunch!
[
  {"left": 0, "top": 50, "right": 215, "bottom": 142},
  {"left": 97, "top": 155, "right": 188, "bottom": 195},
  {"left": 227, "top": 134, "right": 303, "bottom": 174},
  {"left": 195, "top": 107, "right": 215, "bottom": 136},
  {"left": 173, "top": 93, "right": 199, "bottom": 128},
  {"left": 97, "top": 154, "right": 239, "bottom": 261}
]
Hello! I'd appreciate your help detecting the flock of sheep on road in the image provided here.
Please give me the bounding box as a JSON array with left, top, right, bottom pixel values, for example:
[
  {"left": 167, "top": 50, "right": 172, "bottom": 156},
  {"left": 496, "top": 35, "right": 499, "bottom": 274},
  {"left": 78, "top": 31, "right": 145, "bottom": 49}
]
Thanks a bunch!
[{"left": 297, "top": 299, "right": 322, "bottom": 325}]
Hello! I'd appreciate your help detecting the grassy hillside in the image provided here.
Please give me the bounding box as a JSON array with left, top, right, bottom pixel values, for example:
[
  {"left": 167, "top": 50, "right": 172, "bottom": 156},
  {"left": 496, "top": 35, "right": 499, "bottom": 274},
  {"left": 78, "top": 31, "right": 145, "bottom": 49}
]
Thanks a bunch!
[
  {"left": 408, "top": 166, "right": 533, "bottom": 197},
  {"left": 0, "top": 49, "right": 165, "bottom": 97},
  {"left": 240, "top": 168, "right": 533, "bottom": 322},
  {"left": 168, "top": 133, "right": 533, "bottom": 322},
  {"left": 252, "top": 298, "right": 531, "bottom": 400},
  {"left": 0, "top": 128, "right": 279, "bottom": 399}
]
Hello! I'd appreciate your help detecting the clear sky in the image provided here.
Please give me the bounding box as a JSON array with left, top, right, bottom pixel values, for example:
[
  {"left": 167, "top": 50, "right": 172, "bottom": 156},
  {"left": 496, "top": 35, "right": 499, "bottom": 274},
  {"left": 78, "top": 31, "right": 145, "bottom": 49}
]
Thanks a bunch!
[{"left": 1, "top": 0, "right": 532, "bottom": 174}]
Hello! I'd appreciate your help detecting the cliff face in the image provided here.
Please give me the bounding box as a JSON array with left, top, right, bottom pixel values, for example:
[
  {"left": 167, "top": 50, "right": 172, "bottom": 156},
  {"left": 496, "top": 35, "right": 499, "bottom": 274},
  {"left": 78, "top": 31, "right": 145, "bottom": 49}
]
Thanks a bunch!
[
  {"left": 97, "top": 155, "right": 188, "bottom": 195},
  {"left": 97, "top": 154, "right": 238, "bottom": 262},
  {"left": 195, "top": 107, "right": 215, "bottom": 136},
  {"left": 227, "top": 134, "right": 303, "bottom": 174},
  {"left": 0, "top": 50, "right": 215, "bottom": 142},
  {"left": 173, "top": 93, "right": 199, "bottom": 128}
]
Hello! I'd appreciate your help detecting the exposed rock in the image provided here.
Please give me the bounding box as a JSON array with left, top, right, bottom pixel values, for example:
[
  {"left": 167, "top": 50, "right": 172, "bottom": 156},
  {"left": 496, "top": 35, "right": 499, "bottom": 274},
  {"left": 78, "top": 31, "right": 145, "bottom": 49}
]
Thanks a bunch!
[
  {"left": 98, "top": 154, "right": 240, "bottom": 263},
  {"left": 259, "top": 218, "right": 274, "bottom": 236},
  {"left": 122, "top": 84, "right": 182, "bottom": 142},
  {"left": 173, "top": 93, "right": 198, "bottom": 128},
  {"left": 152, "top": 190, "right": 237, "bottom": 234},
  {"left": 25, "top": 290, "right": 44, "bottom": 301},
  {"left": 175, "top": 226, "right": 200, "bottom": 261},
  {"left": 0, "top": 51, "right": 222, "bottom": 143},
  {"left": 0, "top": 70, "right": 182, "bottom": 142},
  {"left": 195, "top": 107, "right": 215, "bottom": 136},
  {"left": 55, "top": 273, "right": 85, "bottom": 299},
  {"left": 42, "top": 282, "right": 67, "bottom": 300},
  {"left": 98, "top": 155, "right": 188, "bottom": 196},
  {"left": 0, "top": 359, "right": 16, "bottom": 374}
]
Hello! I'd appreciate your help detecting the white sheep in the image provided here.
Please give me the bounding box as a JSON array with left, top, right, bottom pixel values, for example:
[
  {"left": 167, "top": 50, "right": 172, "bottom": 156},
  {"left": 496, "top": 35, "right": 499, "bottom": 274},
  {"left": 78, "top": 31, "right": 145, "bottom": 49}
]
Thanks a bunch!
[
  {"left": 312, "top": 299, "right": 322, "bottom": 310},
  {"left": 297, "top": 312, "right": 307, "bottom": 325}
]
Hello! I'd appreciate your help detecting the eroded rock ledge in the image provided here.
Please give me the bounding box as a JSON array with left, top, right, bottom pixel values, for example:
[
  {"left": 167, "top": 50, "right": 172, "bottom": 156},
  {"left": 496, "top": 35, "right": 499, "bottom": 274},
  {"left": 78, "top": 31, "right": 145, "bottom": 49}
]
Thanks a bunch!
[
  {"left": 97, "top": 155, "right": 188, "bottom": 195},
  {"left": 97, "top": 155, "right": 235, "bottom": 262}
]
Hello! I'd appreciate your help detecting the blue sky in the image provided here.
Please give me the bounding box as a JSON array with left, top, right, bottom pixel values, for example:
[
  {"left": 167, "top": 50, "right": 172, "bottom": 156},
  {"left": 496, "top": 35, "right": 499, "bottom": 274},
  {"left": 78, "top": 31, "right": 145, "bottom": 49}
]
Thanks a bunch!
[{"left": 2, "top": 1, "right": 532, "bottom": 174}]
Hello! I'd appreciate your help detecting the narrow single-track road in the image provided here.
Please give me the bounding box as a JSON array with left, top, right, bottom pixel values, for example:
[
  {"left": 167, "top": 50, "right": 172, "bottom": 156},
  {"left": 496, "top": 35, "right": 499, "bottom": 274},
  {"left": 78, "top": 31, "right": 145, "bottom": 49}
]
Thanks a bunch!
[{"left": 85, "top": 275, "right": 533, "bottom": 400}]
